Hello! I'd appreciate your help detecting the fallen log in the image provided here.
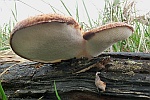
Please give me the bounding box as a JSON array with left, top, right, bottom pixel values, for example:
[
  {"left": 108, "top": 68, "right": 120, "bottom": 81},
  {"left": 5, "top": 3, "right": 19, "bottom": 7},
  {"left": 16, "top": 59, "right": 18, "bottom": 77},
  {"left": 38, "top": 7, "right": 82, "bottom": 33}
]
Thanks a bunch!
[{"left": 0, "top": 52, "right": 150, "bottom": 100}]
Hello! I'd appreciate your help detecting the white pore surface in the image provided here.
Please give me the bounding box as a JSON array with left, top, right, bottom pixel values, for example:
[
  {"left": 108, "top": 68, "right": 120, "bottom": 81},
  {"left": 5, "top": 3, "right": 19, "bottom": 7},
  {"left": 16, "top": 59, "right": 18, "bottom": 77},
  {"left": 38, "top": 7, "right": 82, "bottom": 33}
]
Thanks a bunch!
[
  {"left": 11, "top": 22, "right": 85, "bottom": 62},
  {"left": 86, "top": 27, "right": 133, "bottom": 56}
]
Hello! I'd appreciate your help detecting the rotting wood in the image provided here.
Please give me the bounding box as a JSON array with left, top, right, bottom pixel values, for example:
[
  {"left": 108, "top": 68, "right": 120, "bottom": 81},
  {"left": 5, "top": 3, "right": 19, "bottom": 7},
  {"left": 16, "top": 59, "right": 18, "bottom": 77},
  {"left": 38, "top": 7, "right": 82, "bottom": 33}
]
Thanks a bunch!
[{"left": 0, "top": 52, "right": 150, "bottom": 100}]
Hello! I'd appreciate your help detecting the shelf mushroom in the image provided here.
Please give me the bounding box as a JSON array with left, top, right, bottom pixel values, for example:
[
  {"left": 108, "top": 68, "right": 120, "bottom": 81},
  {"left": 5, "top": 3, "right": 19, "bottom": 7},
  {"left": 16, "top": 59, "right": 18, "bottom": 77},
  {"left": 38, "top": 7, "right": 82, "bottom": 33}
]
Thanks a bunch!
[
  {"left": 10, "top": 14, "right": 134, "bottom": 63},
  {"left": 83, "top": 22, "right": 134, "bottom": 57},
  {"left": 10, "top": 14, "right": 86, "bottom": 63}
]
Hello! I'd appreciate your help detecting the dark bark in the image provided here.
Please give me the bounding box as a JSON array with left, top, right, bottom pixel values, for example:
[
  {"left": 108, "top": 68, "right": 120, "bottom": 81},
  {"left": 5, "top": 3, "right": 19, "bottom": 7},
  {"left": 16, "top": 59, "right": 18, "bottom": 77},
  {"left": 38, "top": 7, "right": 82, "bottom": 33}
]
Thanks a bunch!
[{"left": 0, "top": 52, "right": 150, "bottom": 100}]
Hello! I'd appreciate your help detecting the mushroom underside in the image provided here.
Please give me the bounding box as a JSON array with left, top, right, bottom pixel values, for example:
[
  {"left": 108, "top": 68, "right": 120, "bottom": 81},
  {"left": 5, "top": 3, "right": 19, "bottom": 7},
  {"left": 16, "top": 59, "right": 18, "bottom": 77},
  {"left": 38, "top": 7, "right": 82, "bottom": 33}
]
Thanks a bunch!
[
  {"left": 10, "top": 22, "right": 85, "bottom": 63},
  {"left": 84, "top": 26, "right": 133, "bottom": 56}
]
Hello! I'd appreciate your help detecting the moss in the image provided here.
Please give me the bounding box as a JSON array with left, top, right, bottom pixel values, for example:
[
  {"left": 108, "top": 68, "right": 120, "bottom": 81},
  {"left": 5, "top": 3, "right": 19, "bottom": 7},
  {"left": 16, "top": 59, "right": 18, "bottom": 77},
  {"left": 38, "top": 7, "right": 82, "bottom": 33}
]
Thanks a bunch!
[
  {"left": 131, "top": 65, "right": 142, "bottom": 70},
  {"left": 108, "top": 61, "right": 142, "bottom": 72},
  {"left": 125, "top": 60, "right": 144, "bottom": 65},
  {"left": 123, "top": 71, "right": 135, "bottom": 76},
  {"left": 125, "top": 60, "right": 137, "bottom": 64}
]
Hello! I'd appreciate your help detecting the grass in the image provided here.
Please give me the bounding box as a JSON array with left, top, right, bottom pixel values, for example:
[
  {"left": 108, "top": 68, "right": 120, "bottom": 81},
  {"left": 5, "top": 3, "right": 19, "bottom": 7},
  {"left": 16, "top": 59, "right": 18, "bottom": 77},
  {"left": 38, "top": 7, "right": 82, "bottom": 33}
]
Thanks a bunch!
[
  {"left": 54, "top": 81, "right": 61, "bottom": 100},
  {"left": 0, "top": 80, "right": 61, "bottom": 100},
  {"left": 0, "top": 81, "right": 7, "bottom": 100},
  {"left": 0, "top": 24, "right": 11, "bottom": 51}
]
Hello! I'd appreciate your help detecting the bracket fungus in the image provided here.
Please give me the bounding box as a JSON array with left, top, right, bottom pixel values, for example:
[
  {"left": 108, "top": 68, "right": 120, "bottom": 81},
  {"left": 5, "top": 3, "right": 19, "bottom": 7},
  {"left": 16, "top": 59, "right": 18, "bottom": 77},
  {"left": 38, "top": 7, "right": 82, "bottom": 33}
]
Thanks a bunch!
[{"left": 10, "top": 14, "right": 134, "bottom": 63}]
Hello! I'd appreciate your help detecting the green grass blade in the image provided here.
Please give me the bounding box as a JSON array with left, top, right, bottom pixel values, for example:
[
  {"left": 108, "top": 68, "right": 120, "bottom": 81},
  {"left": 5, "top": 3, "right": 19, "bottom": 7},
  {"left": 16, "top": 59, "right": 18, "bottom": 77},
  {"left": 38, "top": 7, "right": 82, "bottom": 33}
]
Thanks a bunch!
[
  {"left": 11, "top": 1, "right": 17, "bottom": 22},
  {"left": 41, "top": 0, "right": 56, "bottom": 13},
  {"left": 0, "top": 47, "right": 10, "bottom": 51},
  {"left": 60, "top": 0, "right": 72, "bottom": 16},
  {"left": 41, "top": 0, "right": 65, "bottom": 14},
  {"left": 49, "top": 5, "right": 56, "bottom": 13},
  {"left": 0, "top": 81, "right": 7, "bottom": 100},
  {"left": 75, "top": 1, "right": 79, "bottom": 23},
  {"left": 82, "top": 0, "right": 92, "bottom": 27},
  {"left": 113, "top": 43, "right": 119, "bottom": 52},
  {"left": 18, "top": 0, "right": 43, "bottom": 13},
  {"left": 54, "top": 81, "right": 61, "bottom": 100}
]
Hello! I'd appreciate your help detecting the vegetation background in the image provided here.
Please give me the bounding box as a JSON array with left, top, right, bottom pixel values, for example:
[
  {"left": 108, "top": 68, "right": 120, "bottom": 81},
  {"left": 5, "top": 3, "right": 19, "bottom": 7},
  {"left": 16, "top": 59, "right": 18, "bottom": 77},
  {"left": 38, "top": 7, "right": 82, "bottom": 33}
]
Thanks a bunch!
[{"left": 0, "top": 0, "right": 150, "bottom": 52}]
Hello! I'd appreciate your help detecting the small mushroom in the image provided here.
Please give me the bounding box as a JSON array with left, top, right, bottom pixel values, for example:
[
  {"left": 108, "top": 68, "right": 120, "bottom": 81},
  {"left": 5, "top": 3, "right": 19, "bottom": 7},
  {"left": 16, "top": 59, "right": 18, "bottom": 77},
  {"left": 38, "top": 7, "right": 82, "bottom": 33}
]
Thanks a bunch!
[
  {"left": 95, "top": 72, "right": 106, "bottom": 92},
  {"left": 83, "top": 22, "right": 134, "bottom": 57},
  {"left": 10, "top": 14, "right": 87, "bottom": 63}
]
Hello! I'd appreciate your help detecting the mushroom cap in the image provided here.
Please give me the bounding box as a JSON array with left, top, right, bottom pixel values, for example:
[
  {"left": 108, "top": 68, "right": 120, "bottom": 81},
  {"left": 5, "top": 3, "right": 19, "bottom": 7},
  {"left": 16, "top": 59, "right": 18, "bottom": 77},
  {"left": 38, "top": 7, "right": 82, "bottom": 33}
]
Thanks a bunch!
[
  {"left": 10, "top": 14, "right": 86, "bottom": 63},
  {"left": 83, "top": 22, "right": 134, "bottom": 57}
]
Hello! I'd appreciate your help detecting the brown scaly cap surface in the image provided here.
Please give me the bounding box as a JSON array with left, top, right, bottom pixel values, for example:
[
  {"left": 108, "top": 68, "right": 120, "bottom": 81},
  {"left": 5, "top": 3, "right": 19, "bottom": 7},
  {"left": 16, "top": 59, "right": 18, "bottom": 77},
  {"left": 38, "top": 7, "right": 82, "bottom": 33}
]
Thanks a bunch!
[
  {"left": 11, "top": 13, "right": 81, "bottom": 34},
  {"left": 83, "top": 22, "right": 134, "bottom": 40}
]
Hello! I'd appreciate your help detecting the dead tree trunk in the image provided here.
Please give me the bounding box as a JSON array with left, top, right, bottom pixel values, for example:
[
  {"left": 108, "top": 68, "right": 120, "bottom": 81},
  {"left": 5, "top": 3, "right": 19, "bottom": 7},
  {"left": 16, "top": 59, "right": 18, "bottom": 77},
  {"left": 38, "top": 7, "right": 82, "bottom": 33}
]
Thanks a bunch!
[{"left": 0, "top": 52, "right": 150, "bottom": 100}]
